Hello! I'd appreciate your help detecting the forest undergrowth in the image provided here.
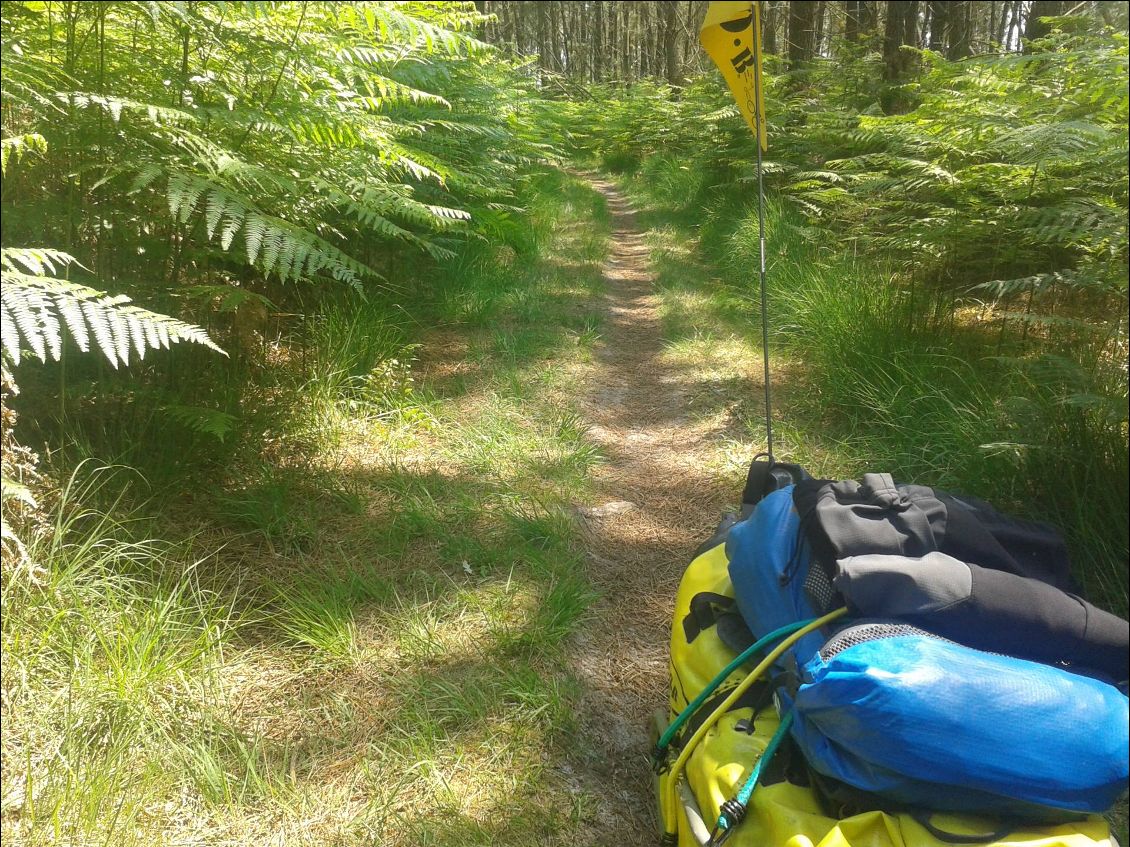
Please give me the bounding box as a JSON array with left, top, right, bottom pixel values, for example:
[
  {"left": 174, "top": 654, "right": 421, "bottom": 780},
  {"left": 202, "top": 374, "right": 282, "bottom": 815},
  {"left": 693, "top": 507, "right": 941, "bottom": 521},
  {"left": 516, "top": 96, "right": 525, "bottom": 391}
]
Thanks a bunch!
[
  {"left": 1, "top": 170, "right": 614, "bottom": 847},
  {"left": 557, "top": 26, "right": 1129, "bottom": 618},
  {"left": 614, "top": 164, "right": 1129, "bottom": 841},
  {"left": 615, "top": 164, "right": 1128, "bottom": 616},
  {"left": 3, "top": 2, "right": 1128, "bottom": 845}
]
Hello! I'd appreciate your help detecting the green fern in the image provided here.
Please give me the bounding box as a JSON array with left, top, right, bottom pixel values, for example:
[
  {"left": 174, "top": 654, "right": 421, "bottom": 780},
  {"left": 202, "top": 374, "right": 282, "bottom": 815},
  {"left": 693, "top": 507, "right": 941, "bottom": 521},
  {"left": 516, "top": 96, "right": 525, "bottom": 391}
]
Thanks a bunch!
[
  {"left": 162, "top": 172, "right": 381, "bottom": 287},
  {"left": 2, "top": 0, "right": 533, "bottom": 305},
  {"left": 161, "top": 404, "right": 239, "bottom": 442},
  {"left": 1, "top": 248, "right": 225, "bottom": 370},
  {"left": 0, "top": 133, "right": 47, "bottom": 175}
]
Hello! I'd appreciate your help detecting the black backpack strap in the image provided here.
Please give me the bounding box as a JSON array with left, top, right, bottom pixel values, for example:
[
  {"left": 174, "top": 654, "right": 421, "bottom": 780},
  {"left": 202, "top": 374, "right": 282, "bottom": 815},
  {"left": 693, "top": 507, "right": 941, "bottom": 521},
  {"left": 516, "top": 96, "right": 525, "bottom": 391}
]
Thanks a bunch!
[
  {"left": 742, "top": 456, "right": 811, "bottom": 508},
  {"left": 669, "top": 677, "right": 776, "bottom": 755},
  {"left": 911, "top": 812, "right": 1019, "bottom": 845},
  {"left": 682, "top": 592, "right": 736, "bottom": 643},
  {"left": 741, "top": 458, "right": 773, "bottom": 506}
]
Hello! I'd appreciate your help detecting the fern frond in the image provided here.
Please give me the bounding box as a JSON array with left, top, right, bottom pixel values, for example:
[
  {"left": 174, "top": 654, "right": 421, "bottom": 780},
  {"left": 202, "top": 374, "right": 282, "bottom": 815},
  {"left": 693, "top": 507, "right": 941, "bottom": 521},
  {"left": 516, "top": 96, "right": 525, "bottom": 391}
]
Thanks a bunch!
[
  {"left": 335, "top": 3, "right": 490, "bottom": 57},
  {"left": 0, "top": 51, "right": 72, "bottom": 114},
  {"left": 180, "top": 285, "right": 278, "bottom": 314},
  {"left": 332, "top": 60, "right": 452, "bottom": 108},
  {"left": 1017, "top": 200, "right": 1126, "bottom": 247},
  {"left": 158, "top": 172, "right": 381, "bottom": 286},
  {"left": 162, "top": 404, "right": 239, "bottom": 442},
  {"left": 1, "top": 248, "right": 225, "bottom": 369},
  {"left": 995, "top": 120, "right": 1116, "bottom": 164},
  {"left": 0, "top": 133, "right": 48, "bottom": 175},
  {"left": 66, "top": 92, "right": 201, "bottom": 126},
  {"left": 976, "top": 270, "right": 1126, "bottom": 299}
]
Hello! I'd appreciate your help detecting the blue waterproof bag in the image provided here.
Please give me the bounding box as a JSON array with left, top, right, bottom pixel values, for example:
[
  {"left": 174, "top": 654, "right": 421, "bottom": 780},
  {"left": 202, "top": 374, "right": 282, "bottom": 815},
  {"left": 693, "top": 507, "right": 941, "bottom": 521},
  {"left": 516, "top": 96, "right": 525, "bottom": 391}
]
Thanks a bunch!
[
  {"left": 727, "top": 486, "right": 826, "bottom": 666},
  {"left": 790, "top": 622, "right": 1130, "bottom": 817}
]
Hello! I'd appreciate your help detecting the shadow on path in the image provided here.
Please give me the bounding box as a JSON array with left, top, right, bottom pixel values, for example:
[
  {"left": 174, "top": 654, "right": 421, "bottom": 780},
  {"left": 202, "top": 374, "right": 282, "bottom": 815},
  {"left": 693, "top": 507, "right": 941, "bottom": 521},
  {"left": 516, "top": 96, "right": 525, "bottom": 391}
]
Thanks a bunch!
[{"left": 565, "top": 177, "right": 738, "bottom": 843}]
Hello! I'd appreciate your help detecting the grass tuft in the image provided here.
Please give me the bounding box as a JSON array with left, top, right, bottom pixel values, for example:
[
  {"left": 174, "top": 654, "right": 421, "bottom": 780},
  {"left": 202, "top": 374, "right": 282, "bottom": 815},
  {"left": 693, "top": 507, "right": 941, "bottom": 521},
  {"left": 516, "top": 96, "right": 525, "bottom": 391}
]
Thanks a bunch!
[
  {"left": 624, "top": 162, "right": 1128, "bottom": 617},
  {"left": 2, "top": 169, "right": 610, "bottom": 846}
]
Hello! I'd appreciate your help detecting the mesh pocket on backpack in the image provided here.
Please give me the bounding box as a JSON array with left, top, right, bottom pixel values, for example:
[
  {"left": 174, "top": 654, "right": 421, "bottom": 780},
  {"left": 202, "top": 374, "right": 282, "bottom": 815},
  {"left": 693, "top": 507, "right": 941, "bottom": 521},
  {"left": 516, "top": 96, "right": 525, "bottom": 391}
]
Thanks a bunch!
[{"left": 819, "top": 622, "right": 954, "bottom": 661}]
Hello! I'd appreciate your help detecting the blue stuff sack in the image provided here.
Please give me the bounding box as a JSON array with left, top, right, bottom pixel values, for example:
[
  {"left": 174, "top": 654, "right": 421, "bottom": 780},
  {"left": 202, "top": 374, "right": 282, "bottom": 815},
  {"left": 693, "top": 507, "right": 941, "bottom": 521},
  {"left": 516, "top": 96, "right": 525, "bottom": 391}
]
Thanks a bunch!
[
  {"left": 790, "top": 622, "right": 1130, "bottom": 817},
  {"left": 727, "top": 486, "right": 828, "bottom": 666}
]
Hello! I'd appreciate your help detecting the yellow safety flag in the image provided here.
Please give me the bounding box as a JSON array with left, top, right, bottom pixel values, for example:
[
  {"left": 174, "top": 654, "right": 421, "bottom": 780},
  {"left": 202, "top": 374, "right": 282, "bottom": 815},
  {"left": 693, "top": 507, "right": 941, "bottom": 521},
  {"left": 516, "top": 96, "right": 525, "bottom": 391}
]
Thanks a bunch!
[{"left": 700, "top": 1, "right": 767, "bottom": 151}]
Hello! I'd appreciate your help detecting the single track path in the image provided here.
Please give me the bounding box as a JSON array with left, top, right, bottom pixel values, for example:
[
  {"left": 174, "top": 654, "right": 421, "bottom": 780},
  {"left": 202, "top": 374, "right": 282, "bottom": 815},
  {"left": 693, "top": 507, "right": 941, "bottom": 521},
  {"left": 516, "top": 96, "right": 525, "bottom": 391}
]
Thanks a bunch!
[{"left": 566, "top": 177, "right": 736, "bottom": 843}]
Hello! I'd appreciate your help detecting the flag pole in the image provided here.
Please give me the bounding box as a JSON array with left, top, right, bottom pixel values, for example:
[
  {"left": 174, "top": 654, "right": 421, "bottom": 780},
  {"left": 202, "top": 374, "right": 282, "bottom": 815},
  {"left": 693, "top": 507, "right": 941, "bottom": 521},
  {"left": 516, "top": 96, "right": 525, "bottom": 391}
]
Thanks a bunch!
[{"left": 751, "top": 1, "right": 774, "bottom": 465}]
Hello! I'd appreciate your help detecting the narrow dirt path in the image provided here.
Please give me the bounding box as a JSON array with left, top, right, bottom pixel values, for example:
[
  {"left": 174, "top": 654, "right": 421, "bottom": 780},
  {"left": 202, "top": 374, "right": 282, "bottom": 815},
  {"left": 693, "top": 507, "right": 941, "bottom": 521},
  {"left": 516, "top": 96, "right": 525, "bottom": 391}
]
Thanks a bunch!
[{"left": 567, "top": 178, "right": 734, "bottom": 843}]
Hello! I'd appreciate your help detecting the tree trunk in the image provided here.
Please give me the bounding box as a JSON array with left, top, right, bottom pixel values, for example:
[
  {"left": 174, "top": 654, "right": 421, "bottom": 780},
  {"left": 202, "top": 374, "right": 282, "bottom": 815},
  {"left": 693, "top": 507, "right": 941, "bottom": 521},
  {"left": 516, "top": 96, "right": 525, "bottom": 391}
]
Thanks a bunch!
[
  {"left": 859, "top": 0, "right": 878, "bottom": 35},
  {"left": 637, "top": 2, "right": 646, "bottom": 77},
  {"left": 642, "top": 1, "right": 651, "bottom": 77},
  {"left": 620, "top": 2, "right": 631, "bottom": 80},
  {"left": 928, "top": 0, "right": 948, "bottom": 51},
  {"left": 902, "top": 0, "right": 920, "bottom": 48},
  {"left": 682, "top": 0, "right": 696, "bottom": 71},
  {"left": 506, "top": 3, "right": 515, "bottom": 51},
  {"left": 845, "top": 1, "right": 862, "bottom": 42},
  {"left": 1009, "top": 0, "right": 1025, "bottom": 50},
  {"left": 593, "top": 0, "right": 603, "bottom": 81},
  {"left": 557, "top": 2, "right": 571, "bottom": 74},
  {"left": 1003, "top": 0, "right": 1022, "bottom": 50},
  {"left": 535, "top": 2, "right": 548, "bottom": 69},
  {"left": 814, "top": 0, "right": 827, "bottom": 55},
  {"left": 882, "top": 0, "right": 918, "bottom": 112},
  {"left": 764, "top": 0, "right": 779, "bottom": 53},
  {"left": 883, "top": 1, "right": 909, "bottom": 81},
  {"left": 525, "top": 2, "right": 536, "bottom": 54},
  {"left": 638, "top": 4, "right": 648, "bottom": 76},
  {"left": 549, "top": 1, "right": 561, "bottom": 71},
  {"left": 661, "top": 0, "right": 680, "bottom": 84},
  {"left": 1025, "top": 0, "right": 1066, "bottom": 47},
  {"left": 788, "top": 0, "right": 819, "bottom": 69},
  {"left": 947, "top": 1, "right": 971, "bottom": 58}
]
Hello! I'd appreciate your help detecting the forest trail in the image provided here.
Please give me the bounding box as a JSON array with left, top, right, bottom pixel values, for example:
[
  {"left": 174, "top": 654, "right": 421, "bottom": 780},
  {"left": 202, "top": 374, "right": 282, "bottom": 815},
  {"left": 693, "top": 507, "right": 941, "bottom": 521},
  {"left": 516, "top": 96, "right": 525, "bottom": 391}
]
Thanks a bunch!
[{"left": 567, "top": 178, "right": 735, "bottom": 842}]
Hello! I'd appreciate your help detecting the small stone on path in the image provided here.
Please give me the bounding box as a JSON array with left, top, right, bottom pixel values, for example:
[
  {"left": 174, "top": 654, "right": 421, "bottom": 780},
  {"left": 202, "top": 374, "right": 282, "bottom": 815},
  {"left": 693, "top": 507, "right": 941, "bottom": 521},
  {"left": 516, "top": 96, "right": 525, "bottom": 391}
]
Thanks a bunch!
[{"left": 576, "top": 500, "right": 636, "bottom": 519}]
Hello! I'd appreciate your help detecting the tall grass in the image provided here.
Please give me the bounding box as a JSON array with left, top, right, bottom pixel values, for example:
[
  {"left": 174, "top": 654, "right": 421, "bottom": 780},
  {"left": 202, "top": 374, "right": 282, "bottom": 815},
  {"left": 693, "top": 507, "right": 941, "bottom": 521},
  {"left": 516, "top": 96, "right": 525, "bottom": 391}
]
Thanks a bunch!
[
  {"left": 752, "top": 207, "right": 1127, "bottom": 614},
  {"left": 1, "top": 466, "right": 238, "bottom": 846},
  {"left": 2, "top": 169, "right": 611, "bottom": 846},
  {"left": 627, "top": 156, "right": 1128, "bottom": 616}
]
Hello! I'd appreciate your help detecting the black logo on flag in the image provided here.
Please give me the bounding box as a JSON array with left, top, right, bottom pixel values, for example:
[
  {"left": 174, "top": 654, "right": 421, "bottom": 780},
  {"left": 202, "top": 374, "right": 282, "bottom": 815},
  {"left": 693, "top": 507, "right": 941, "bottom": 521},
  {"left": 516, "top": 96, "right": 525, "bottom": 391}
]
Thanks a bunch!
[{"left": 731, "top": 47, "right": 757, "bottom": 74}]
